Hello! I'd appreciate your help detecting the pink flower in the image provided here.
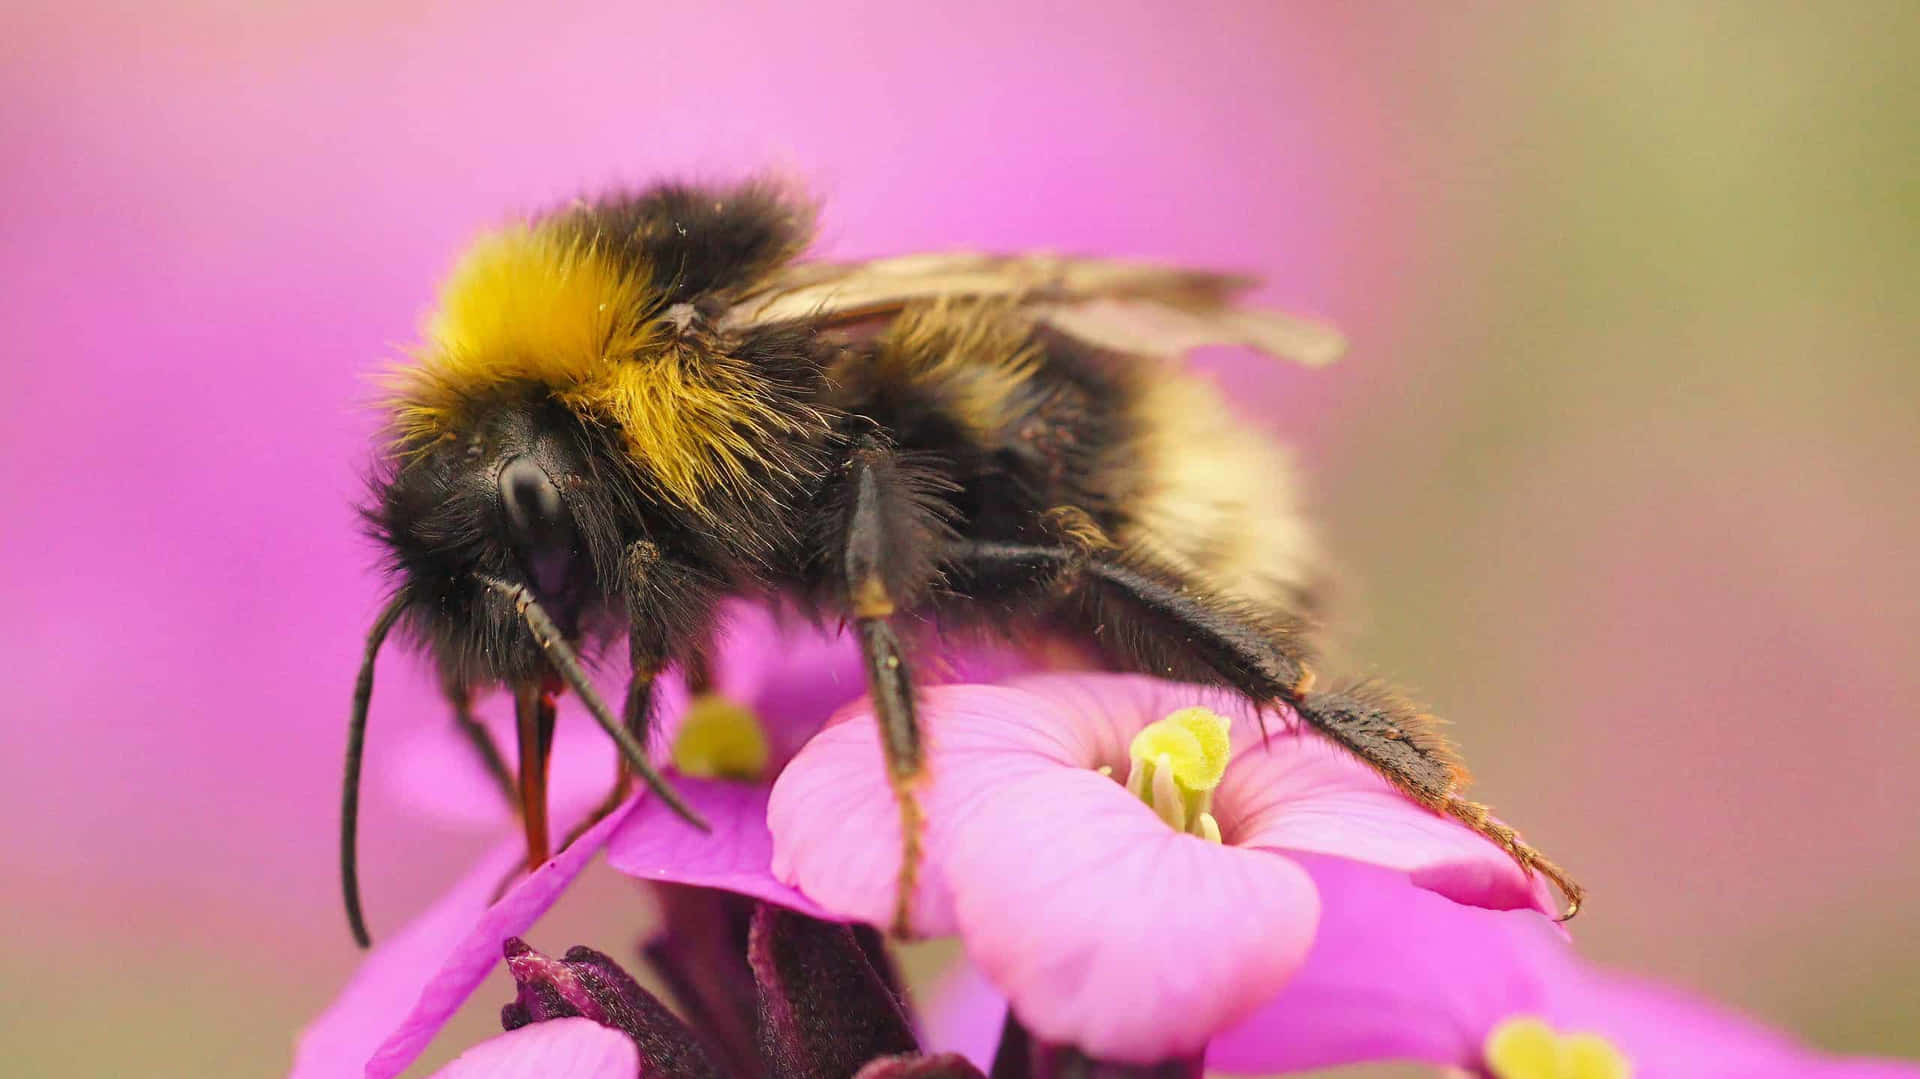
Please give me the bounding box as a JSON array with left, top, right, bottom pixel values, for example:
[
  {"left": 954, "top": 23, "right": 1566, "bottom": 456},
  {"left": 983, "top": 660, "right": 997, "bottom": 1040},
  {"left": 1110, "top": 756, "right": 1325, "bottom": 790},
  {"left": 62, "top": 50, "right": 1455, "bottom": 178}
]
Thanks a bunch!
[
  {"left": 769, "top": 672, "right": 1554, "bottom": 1062},
  {"left": 434, "top": 911, "right": 980, "bottom": 1079},
  {"left": 1208, "top": 856, "right": 1920, "bottom": 1078},
  {"left": 928, "top": 855, "right": 1919, "bottom": 1078},
  {"left": 428, "top": 1019, "right": 639, "bottom": 1079},
  {"left": 297, "top": 604, "right": 1019, "bottom": 1079}
]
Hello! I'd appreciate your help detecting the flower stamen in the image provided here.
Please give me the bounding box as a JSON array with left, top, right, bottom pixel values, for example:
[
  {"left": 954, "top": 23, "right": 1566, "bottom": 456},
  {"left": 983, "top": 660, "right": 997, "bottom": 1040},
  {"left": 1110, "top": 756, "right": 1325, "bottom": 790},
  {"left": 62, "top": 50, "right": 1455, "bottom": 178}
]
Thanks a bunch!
[
  {"left": 671, "top": 693, "right": 771, "bottom": 781},
  {"left": 1124, "top": 706, "right": 1232, "bottom": 841},
  {"left": 1484, "top": 1016, "right": 1632, "bottom": 1079}
]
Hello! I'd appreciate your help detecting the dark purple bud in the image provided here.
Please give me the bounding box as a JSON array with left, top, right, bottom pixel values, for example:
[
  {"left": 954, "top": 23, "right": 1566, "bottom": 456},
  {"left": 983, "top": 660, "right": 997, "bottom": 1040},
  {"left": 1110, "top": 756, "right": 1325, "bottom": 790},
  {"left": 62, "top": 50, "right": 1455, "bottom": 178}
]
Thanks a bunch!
[
  {"left": 500, "top": 937, "right": 722, "bottom": 1079},
  {"left": 854, "top": 1053, "right": 987, "bottom": 1079},
  {"left": 748, "top": 904, "right": 918, "bottom": 1079},
  {"left": 644, "top": 884, "right": 765, "bottom": 1079},
  {"left": 988, "top": 1012, "right": 1200, "bottom": 1079}
]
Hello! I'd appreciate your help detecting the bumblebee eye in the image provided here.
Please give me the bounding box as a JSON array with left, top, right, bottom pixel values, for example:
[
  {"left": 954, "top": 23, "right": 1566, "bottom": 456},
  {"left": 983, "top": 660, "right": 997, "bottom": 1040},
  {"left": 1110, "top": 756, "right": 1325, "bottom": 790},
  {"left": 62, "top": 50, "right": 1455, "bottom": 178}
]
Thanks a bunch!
[
  {"left": 499, "top": 456, "right": 577, "bottom": 595},
  {"left": 500, "top": 456, "right": 564, "bottom": 535}
]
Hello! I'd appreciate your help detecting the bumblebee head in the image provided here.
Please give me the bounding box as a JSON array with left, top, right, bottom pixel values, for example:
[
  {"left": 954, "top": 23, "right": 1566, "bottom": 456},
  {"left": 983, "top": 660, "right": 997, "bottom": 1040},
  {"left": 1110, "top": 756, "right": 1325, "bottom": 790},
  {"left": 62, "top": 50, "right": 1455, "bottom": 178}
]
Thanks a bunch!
[{"left": 366, "top": 392, "right": 635, "bottom": 687}]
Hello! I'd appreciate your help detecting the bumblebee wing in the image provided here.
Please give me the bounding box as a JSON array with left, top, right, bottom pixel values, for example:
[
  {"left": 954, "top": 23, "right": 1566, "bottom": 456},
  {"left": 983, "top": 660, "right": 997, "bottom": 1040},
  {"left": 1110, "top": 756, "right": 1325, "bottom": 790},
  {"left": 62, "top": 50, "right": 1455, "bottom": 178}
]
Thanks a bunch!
[{"left": 718, "top": 252, "right": 1345, "bottom": 366}]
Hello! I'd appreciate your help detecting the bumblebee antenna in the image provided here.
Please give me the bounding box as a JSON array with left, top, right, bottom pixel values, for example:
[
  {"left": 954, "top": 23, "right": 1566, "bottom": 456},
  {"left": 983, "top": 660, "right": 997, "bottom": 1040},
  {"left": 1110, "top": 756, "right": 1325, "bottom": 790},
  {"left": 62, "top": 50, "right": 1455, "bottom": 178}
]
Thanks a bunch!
[
  {"left": 480, "top": 577, "right": 708, "bottom": 833},
  {"left": 342, "top": 590, "right": 410, "bottom": 949}
]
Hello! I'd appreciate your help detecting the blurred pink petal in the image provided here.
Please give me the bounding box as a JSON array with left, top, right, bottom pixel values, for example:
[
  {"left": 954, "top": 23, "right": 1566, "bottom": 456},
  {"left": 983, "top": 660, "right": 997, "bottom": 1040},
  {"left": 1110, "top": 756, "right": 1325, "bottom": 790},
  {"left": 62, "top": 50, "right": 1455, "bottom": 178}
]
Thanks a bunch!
[
  {"left": 292, "top": 804, "right": 637, "bottom": 1079},
  {"left": 604, "top": 775, "right": 833, "bottom": 917},
  {"left": 944, "top": 767, "right": 1319, "bottom": 1062},
  {"left": 1210, "top": 856, "right": 1920, "bottom": 1079},
  {"left": 920, "top": 958, "right": 1007, "bottom": 1069},
  {"left": 427, "top": 1018, "right": 639, "bottom": 1079},
  {"left": 388, "top": 715, "right": 629, "bottom": 831}
]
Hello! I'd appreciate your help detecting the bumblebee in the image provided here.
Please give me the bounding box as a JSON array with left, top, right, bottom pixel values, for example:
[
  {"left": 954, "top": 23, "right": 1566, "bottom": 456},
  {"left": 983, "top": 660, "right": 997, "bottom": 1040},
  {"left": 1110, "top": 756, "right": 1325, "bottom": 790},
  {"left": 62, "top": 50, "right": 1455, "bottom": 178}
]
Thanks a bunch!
[{"left": 345, "top": 180, "right": 1580, "bottom": 946}]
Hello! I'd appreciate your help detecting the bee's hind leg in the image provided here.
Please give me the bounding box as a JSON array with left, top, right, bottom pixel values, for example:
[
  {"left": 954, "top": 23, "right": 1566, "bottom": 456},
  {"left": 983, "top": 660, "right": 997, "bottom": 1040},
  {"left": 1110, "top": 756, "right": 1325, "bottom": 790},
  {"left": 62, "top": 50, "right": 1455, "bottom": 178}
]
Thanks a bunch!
[
  {"left": 1292, "top": 684, "right": 1585, "bottom": 919},
  {"left": 942, "top": 539, "right": 1584, "bottom": 919}
]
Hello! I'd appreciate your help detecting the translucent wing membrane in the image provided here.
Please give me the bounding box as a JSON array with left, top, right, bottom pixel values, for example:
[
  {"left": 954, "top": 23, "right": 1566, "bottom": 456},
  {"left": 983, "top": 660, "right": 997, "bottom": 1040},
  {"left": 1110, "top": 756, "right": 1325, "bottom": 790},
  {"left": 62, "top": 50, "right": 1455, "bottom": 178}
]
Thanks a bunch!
[{"left": 720, "top": 252, "right": 1345, "bottom": 367}]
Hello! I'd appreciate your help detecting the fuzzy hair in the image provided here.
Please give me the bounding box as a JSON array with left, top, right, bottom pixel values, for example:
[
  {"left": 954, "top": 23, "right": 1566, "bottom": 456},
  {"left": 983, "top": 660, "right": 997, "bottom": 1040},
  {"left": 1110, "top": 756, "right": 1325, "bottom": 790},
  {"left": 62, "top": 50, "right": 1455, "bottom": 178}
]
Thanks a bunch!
[{"left": 385, "top": 193, "right": 831, "bottom": 520}]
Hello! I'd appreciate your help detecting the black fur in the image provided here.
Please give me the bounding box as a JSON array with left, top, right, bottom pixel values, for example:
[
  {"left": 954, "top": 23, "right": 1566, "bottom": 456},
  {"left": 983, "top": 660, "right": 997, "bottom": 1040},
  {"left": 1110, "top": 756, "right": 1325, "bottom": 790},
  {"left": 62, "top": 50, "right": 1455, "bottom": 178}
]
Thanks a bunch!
[
  {"left": 938, "top": 540, "right": 1312, "bottom": 698},
  {"left": 555, "top": 179, "right": 813, "bottom": 305},
  {"left": 366, "top": 394, "right": 639, "bottom": 686}
]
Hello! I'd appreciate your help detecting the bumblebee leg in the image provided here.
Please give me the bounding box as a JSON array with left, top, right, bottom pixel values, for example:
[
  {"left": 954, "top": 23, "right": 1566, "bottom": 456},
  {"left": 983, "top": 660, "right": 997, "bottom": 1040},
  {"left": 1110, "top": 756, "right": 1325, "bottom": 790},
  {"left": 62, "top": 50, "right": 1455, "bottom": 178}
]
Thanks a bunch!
[
  {"left": 836, "top": 440, "right": 951, "bottom": 938},
  {"left": 943, "top": 540, "right": 1315, "bottom": 700},
  {"left": 944, "top": 539, "right": 1583, "bottom": 918},
  {"left": 512, "top": 682, "right": 559, "bottom": 873},
  {"left": 442, "top": 680, "right": 516, "bottom": 809},
  {"left": 857, "top": 617, "right": 924, "bottom": 939},
  {"left": 1292, "top": 686, "right": 1584, "bottom": 919},
  {"left": 557, "top": 541, "right": 679, "bottom": 854}
]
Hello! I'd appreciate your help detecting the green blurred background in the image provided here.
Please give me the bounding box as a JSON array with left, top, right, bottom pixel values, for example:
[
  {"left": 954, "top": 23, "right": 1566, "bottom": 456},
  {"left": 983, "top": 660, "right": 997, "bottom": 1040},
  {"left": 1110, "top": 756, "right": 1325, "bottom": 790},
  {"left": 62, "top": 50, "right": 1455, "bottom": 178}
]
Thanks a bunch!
[{"left": 2, "top": 2, "right": 1914, "bottom": 1075}]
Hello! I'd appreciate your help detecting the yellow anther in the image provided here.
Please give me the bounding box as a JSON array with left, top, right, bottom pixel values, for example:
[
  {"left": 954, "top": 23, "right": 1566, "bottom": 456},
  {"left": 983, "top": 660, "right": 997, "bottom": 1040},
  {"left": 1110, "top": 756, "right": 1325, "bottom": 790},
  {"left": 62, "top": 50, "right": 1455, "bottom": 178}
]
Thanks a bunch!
[
  {"left": 1129, "top": 707, "right": 1232, "bottom": 791},
  {"left": 670, "top": 693, "right": 770, "bottom": 781},
  {"left": 1124, "top": 706, "right": 1233, "bottom": 840},
  {"left": 1485, "top": 1016, "right": 1631, "bottom": 1079}
]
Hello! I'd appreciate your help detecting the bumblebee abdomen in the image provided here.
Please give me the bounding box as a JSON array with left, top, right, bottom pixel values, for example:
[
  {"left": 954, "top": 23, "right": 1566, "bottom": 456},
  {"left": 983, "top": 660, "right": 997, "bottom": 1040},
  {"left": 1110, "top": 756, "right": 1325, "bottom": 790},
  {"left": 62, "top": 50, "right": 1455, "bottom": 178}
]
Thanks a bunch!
[
  {"left": 827, "top": 299, "right": 1319, "bottom": 617},
  {"left": 1105, "top": 366, "right": 1321, "bottom": 616}
]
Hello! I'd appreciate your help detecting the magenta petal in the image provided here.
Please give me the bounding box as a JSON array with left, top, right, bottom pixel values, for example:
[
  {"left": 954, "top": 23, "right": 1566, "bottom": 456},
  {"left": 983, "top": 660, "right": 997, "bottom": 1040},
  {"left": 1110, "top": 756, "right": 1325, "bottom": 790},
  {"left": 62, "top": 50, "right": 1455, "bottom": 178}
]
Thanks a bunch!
[
  {"left": 769, "top": 699, "right": 959, "bottom": 937},
  {"left": 920, "top": 959, "right": 1008, "bottom": 1070},
  {"left": 1213, "top": 856, "right": 1920, "bottom": 1079},
  {"left": 388, "top": 719, "right": 616, "bottom": 830},
  {"left": 427, "top": 1018, "right": 639, "bottom": 1079},
  {"left": 769, "top": 685, "right": 1071, "bottom": 935},
  {"left": 996, "top": 673, "right": 1260, "bottom": 770},
  {"left": 292, "top": 803, "right": 638, "bottom": 1079},
  {"left": 385, "top": 675, "right": 690, "bottom": 828},
  {"left": 998, "top": 673, "right": 1552, "bottom": 914},
  {"left": 605, "top": 775, "right": 834, "bottom": 917},
  {"left": 717, "top": 606, "right": 871, "bottom": 767},
  {"left": 1208, "top": 854, "right": 1561, "bottom": 1074},
  {"left": 1219, "top": 731, "right": 1554, "bottom": 914},
  {"left": 944, "top": 768, "right": 1320, "bottom": 1063},
  {"left": 1543, "top": 966, "right": 1920, "bottom": 1079}
]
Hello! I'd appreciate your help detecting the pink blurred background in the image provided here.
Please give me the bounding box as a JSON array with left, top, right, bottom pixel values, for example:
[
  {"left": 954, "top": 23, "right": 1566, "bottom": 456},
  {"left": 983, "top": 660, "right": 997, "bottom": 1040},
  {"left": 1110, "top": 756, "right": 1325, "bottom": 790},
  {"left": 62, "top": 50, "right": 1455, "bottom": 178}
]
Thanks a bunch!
[{"left": 2, "top": 2, "right": 1914, "bottom": 1075}]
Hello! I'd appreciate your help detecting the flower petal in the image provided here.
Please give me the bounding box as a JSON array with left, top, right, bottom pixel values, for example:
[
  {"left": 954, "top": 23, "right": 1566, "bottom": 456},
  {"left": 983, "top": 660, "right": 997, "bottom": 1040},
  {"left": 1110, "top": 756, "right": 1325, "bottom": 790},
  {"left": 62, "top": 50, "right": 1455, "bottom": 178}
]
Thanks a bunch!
[
  {"left": 1214, "top": 856, "right": 1920, "bottom": 1079},
  {"left": 709, "top": 603, "right": 870, "bottom": 765},
  {"left": 387, "top": 718, "right": 623, "bottom": 830},
  {"left": 384, "top": 672, "right": 691, "bottom": 828},
  {"left": 1542, "top": 966, "right": 1920, "bottom": 1079},
  {"left": 292, "top": 803, "right": 637, "bottom": 1079},
  {"left": 1001, "top": 672, "right": 1553, "bottom": 913},
  {"left": 1208, "top": 854, "right": 1562, "bottom": 1074},
  {"left": 920, "top": 959, "right": 1009, "bottom": 1070},
  {"left": 1218, "top": 726, "right": 1554, "bottom": 914},
  {"left": 944, "top": 768, "right": 1319, "bottom": 1063},
  {"left": 772, "top": 683, "right": 1105, "bottom": 936},
  {"left": 996, "top": 674, "right": 1258, "bottom": 772},
  {"left": 427, "top": 1018, "right": 639, "bottom": 1079},
  {"left": 605, "top": 776, "right": 833, "bottom": 917}
]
